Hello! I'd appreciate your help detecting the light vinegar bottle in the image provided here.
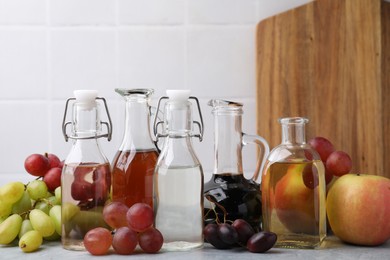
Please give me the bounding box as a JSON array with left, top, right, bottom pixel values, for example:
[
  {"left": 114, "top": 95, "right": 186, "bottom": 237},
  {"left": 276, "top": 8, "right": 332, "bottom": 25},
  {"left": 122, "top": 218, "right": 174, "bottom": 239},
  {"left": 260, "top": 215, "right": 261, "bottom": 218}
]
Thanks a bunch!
[{"left": 261, "top": 117, "right": 326, "bottom": 249}]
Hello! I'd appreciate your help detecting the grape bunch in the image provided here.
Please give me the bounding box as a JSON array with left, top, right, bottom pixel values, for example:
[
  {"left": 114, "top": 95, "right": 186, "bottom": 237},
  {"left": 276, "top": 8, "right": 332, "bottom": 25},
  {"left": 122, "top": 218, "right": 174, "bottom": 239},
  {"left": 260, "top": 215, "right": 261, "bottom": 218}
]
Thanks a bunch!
[
  {"left": 308, "top": 136, "right": 353, "bottom": 187},
  {"left": 84, "top": 202, "right": 164, "bottom": 256},
  {"left": 0, "top": 152, "right": 63, "bottom": 253},
  {"left": 204, "top": 219, "right": 277, "bottom": 253}
]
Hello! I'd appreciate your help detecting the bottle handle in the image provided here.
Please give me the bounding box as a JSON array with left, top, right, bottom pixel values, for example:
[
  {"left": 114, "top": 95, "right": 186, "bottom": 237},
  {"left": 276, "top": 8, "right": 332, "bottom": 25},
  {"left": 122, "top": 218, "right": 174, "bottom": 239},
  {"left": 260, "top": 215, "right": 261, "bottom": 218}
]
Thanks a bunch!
[{"left": 242, "top": 133, "right": 270, "bottom": 184}]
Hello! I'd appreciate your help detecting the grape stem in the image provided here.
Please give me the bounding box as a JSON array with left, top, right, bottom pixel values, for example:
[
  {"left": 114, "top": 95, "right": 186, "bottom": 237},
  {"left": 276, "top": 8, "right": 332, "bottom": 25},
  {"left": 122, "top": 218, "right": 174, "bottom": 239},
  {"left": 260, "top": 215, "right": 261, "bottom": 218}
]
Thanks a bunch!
[{"left": 205, "top": 195, "right": 230, "bottom": 224}]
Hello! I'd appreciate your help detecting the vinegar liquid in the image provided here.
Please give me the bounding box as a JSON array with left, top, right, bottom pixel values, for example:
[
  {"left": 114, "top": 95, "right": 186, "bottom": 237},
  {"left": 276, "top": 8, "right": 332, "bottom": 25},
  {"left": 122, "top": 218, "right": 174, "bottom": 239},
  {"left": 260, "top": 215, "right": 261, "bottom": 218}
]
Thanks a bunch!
[
  {"left": 204, "top": 174, "right": 262, "bottom": 231},
  {"left": 154, "top": 165, "right": 204, "bottom": 251},
  {"left": 111, "top": 149, "right": 158, "bottom": 208},
  {"left": 61, "top": 162, "right": 111, "bottom": 250},
  {"left": 261, "top": 160, "right": 326, "bottom": 249}
]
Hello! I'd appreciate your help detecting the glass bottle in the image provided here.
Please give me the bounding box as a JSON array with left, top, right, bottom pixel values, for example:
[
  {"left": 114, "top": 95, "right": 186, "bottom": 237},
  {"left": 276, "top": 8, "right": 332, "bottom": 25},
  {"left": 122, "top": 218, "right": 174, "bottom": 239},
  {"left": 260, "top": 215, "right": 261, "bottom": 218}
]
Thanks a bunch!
[
  {"left": 111, "top": 89, "right": 159, "bottom": 209},
  {"left": 204, "top": 100, "right": 270, "bottom": 232},
  {"left": 61, "top": 90, "right": 113, "bottom": 250},
  {"left": 261, "top": 117, "right": 326, "bottom": 249},
  {"left": 153, "top": 90, "right": 204, "bottom": 251}
]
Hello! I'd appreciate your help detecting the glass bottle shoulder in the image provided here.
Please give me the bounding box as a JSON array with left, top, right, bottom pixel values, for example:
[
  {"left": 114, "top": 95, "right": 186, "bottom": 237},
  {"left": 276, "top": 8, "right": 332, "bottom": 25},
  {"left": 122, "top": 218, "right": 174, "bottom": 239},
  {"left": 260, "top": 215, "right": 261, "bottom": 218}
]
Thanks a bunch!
[{"left": 267, "top": 143, "right": 321, "bottom": 163}]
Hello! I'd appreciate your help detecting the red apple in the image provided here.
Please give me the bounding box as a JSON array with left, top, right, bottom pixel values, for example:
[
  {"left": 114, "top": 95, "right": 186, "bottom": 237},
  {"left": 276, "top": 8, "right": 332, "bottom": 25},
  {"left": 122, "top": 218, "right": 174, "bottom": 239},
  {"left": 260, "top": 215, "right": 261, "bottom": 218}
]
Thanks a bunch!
[{"left": 326, "top": 174, "right": 390, "bottom": 246}]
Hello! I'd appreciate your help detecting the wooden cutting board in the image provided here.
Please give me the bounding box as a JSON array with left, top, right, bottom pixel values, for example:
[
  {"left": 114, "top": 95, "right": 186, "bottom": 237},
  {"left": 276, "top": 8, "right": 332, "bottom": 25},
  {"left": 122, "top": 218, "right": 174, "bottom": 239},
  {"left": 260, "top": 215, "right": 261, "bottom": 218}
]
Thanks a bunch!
[{"left": 256, "top": 0, "right": 390, "bottom": 177}]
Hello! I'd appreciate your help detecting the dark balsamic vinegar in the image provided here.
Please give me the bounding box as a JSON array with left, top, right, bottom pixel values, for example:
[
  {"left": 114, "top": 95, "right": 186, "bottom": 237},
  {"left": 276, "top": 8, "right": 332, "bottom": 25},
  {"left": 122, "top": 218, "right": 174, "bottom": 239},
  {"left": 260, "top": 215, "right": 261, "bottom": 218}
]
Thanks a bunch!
[{"left": 204, "top": 173, "right": 262, "bottom": 232}]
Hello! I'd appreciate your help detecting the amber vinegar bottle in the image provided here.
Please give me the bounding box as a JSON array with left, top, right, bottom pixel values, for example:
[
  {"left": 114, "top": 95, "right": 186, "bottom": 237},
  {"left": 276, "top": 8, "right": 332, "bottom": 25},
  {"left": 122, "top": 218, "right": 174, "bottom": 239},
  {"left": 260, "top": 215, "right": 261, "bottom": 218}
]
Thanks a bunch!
[{"left": 111, "top": 89, "right": 159, "bottom": 209}]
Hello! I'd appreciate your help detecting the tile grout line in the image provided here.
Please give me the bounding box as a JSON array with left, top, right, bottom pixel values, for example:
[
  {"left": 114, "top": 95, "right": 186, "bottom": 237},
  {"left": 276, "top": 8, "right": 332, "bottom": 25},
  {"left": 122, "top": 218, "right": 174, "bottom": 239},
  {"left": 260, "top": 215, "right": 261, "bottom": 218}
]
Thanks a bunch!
[{"left": 46, "top": 0, "right": 54, "bottom": 152}]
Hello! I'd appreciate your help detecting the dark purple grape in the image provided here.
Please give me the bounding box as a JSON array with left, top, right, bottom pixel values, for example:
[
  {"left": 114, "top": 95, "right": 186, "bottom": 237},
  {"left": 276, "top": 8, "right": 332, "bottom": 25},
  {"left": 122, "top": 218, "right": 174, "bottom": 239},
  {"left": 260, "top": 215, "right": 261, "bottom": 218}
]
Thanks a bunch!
[
  {"left": 232, "top": 219, "right": 255, "bottom": 246},
  {"left": 217, "top": 223, "right": 238, "bottom": 245},
  {"left": 247, "top": 231, "right": 277, "bottom": 253},
  {"left": 204, "top": 224, "right": 231, "bottom": 249}
]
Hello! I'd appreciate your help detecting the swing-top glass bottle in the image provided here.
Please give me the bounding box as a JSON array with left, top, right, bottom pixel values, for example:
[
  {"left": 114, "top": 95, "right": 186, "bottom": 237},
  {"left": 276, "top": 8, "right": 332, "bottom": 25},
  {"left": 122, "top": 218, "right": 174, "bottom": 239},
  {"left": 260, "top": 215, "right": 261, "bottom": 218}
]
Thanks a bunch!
[
  {"left": 153, "top": 90, "right": 204, "bottom": 251},
  {"left": 61, "top": 90, "right": 113, "bottom": 250},
  {"left": 111, "top": 88, "right": 159, "bottom": 209}
]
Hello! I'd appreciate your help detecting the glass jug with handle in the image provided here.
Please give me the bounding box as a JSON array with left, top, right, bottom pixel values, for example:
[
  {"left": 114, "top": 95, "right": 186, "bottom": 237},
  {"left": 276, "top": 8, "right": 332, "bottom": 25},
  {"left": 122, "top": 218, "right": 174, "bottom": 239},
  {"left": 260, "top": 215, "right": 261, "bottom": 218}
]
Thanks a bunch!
[{"left": 203, "top": 99, "right": 269, "bottom": 231}]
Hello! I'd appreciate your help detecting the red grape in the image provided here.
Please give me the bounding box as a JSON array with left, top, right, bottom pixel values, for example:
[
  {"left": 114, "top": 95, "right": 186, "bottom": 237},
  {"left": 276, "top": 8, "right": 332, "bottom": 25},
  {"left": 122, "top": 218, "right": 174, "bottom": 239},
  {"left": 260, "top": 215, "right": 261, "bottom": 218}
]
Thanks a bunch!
[
  {"left": 112, "top": 227, "right": 138, "bottom": 255},
  {"left": 93, "top": 166, "right": 111, "bottom": 187},
  {"left": 217, "top": 223, "right": 238, "bottom": 245},
  {"left": 232, "top": 219, "right": 255, "bottom": 246},
  {"left": 325, "top": 168, "right": 334, "bottom": 185},
  {"left": 71, "top": 180, "right": 93, "bottom": 201},
  {"left": 73, "top": 166, "right": 91, "bottom": 181},
  {"left": 138, "top": 227, "right": 163, "bottom": 254},
  {"left": 24, "top": 154, "right": 50, "bottom": 177},
  {"left": 326, "top": 151, "right": 352, "bottom": 177},
  {"left": 59, "top": 160, "right": 65, "bottom": 169},
  {"left": 47, "top": 153, "right": 61, "bottom": 169},
  {"left": 247, "top": 231, "right": 277, "bottom": 253},
  {"left": 302, "top": 163, "right": 319, "bottom": 189},
  {"left": 92, "top": 178, "right": 109, "bottom": 203},
  {"left": 103, "top": 202, "right": 129, "bottom": 229},
  {"left": 204, "top": 224, "right": 230, "bottom": 249},
  {"left": 126, "top": 203, "right": 153, "bottom": 232},
  {"left": 43, "top": 167, "right": 62, "bottom": 191},
  {"left": 84, "top": 227, "right": 112, "bottom": 256},
  {"left": 308, "top": 137, "right": 335, "bottom": 162}
]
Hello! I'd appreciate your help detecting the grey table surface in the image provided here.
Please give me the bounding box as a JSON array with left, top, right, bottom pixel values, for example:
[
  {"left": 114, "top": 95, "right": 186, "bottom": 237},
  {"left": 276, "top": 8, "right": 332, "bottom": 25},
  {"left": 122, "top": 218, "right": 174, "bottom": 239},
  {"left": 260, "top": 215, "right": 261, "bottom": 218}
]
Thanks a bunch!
[{"left": 0, "top": 237, "right": 389, "bottom": 260}]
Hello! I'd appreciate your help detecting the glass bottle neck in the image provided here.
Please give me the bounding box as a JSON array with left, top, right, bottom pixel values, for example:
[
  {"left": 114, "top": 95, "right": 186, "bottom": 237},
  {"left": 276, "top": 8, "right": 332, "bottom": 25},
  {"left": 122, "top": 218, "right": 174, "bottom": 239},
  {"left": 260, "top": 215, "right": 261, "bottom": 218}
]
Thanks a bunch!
[
  {"left": 213, "top": 111, "right": 243, "bottom": 175},
  {"left": 164, "top": 101, "right": 192, "bottom": 137},
  {"left": 280, "top": 118, "right": 308, "bottom": 145},
  {"left": 120, "top": 97, "right": 155, "bottom": 151}
]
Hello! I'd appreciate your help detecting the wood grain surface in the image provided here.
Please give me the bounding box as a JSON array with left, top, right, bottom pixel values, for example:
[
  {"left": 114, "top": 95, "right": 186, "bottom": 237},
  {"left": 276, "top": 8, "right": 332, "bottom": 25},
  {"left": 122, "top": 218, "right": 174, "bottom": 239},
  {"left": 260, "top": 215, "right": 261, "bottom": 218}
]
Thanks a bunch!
[{"left": 256, "top": 0, "right": 390, "bottom": 177}]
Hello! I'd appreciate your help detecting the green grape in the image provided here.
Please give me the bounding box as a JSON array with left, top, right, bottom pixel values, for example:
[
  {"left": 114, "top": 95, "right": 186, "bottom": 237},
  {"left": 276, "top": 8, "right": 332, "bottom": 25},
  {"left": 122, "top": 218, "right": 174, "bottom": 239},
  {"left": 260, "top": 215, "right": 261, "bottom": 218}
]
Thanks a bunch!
[
  {"left": 0, "top": 181, "right": 25, "bottom": 204},
  {"left": 62, "top": 202, "right": 80, "bottom": 221},
  {"left": 29, "top": 209, "right": 55, "bottom": 237},
  {"left": 54, "top": 187, "right": 61, "bottom": 203},
  {"left": 19, "top": 219, "right": 33, "bottom": 239},
  {"left": 0, "top": 214, "right": 23, "bottom": 244},
  {"left": 62, "top": 202, "right": 80, "bottom": 236},
  {"left": 0, "top": 216, "right": 5, "bottom": 224},
  {"left": 45, "top": 191, "right": 54, "bottom": 198},
  {"left": 47, "top": 195, "right": 60, "bottom": 206},
  {"left": 12, "top": 191, "right": 32, "bottom": 214},
  {"left": 0, "top": 200, "right": 12, "bottom": 218},
  {"left": 34, "top": 201, "right": 50, "bottom": 215},
  {"left": 49, "top": 205, "right": 61, "bottom": 235},
  {"left": 19, "top": 230, "right": 43, "bottom": 253},
  {"left": 72, "top": 208, "right": 111, "bottom": 237},
  {"left": 27, "top": 180, "right": 48, "bottom": 201}
]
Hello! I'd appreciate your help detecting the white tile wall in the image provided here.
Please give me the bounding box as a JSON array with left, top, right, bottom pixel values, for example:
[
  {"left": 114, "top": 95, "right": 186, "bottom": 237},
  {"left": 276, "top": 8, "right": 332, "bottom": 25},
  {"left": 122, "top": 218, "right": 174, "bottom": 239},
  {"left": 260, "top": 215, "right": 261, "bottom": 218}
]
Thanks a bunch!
[
  {"left": 0, "top": 0, "right": 314, "bottom": 185},
  {"left": 117, "top": 27, "right": 186, "bottom": 97},
  {"left": 50, "top": 29, "right": 116, "bottom": 99},
  {"left": 0, "top": 29, "right": 47, "bottom": 99},
  {"left": 118, "top": 0, "right": 186, "bottom": 25},
  {"left": 50, "top": 0, "right": 116, "bottom": 25},
  {"left": 188, "top": 0, "right": 257, "bottom": 24},
  {"left": 0, "top": 0, "right": 46, "bottom": 25}
]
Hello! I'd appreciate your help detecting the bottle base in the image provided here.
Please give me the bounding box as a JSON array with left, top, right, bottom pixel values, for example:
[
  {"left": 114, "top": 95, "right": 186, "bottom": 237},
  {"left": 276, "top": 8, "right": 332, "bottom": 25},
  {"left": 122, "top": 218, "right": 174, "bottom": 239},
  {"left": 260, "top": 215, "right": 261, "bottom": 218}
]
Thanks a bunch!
[
  {"left": 162, "top": 241, "right": 203, "bottom": 251},
  {"left": 275, "top": 234, "right": 326, "bottom": 249},
  {"left": 62, "top": 240, "right": 85, "bottom": 251}
]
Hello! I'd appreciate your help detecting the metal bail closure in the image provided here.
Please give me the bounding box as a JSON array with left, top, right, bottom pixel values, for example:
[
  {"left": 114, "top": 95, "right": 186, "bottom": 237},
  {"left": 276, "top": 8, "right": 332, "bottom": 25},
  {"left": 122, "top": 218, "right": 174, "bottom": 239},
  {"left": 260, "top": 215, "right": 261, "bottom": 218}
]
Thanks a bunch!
[
  {"left": 153, "top": 90, "right": 204, "bottom": 143},
  {"left": 62, "top": 91, "right": 113, "bottom": 142}
]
